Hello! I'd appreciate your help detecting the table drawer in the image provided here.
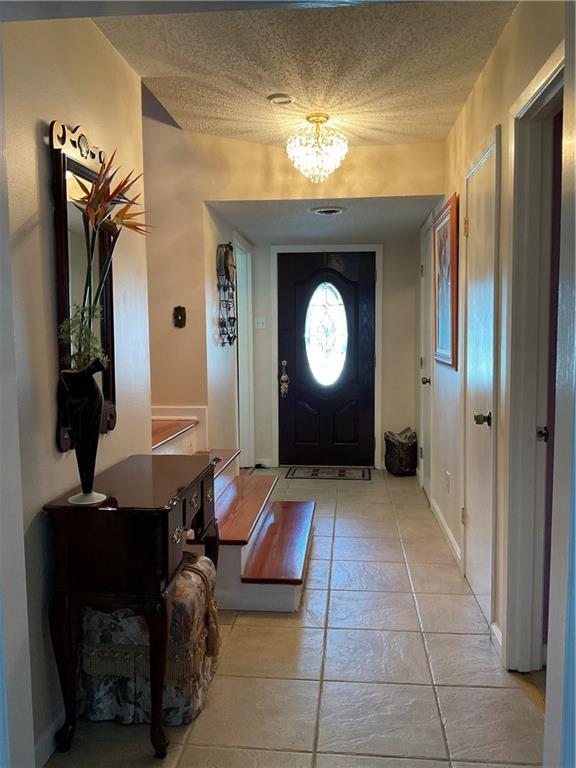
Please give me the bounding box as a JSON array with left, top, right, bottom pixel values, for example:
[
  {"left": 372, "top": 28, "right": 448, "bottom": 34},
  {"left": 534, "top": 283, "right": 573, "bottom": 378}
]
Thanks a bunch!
[
  {"left": 167, "top": 504, "right": 184, "bottom": 581},
  {"left": 202, "top": 474, "right": 215, "bottom": 532},
  {"left": 183, "top": 481, "right": 203, "bottom": 529}
]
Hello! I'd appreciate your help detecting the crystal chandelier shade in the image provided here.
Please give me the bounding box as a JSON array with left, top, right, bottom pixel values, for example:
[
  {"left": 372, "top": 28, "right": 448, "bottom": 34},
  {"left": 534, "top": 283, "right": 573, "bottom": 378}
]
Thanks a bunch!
[{"left": 286, "top": 113, "right": 348, "bottom": 183}]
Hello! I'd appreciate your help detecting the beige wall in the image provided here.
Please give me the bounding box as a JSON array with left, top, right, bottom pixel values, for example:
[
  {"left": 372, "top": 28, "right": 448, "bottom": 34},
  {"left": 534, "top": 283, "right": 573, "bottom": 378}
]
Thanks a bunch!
[
  {"left": 203, "top": 205, "right": 239, "bottom": 449},
  {"left": 434, "top": 1, "right": 565, "bottom": 638},
  {"left": 3, "top": 19, "right": 151, "bottom": 765},
  {"left": 381, "top": 237, "right": 420, "bottom": 438},
  {"left": 142, "top": 93, "right": 208, "bottom": 407},
  {"left": 143, "top": 94, "right": 445, "bottom": 422}
]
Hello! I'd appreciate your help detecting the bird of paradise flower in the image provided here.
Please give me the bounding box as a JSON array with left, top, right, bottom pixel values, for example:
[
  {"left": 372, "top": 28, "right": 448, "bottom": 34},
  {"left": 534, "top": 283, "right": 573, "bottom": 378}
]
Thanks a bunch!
[{"left": 60, "top": 153, "right": 150, "bottom": 371}]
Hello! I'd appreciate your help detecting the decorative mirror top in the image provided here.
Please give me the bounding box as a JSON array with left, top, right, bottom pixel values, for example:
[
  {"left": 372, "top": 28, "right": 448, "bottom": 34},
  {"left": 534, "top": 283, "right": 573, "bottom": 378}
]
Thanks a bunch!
[{"left": 50, "top": 121, "right": 106, "bottom": 169}]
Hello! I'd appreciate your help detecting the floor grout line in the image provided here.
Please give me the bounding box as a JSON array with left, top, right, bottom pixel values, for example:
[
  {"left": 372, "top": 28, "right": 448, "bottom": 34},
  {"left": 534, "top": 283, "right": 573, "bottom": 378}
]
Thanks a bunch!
[
  {"left": 399, "top": 522, "right": 455, "bottom": 768},
  {"left": 310, "top": 509, "right": 335, "bottom": 768}
]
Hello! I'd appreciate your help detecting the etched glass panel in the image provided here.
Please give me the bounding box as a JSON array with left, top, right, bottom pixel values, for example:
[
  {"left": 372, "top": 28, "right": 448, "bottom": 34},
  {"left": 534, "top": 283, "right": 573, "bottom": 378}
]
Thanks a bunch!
[{"left": 304, "top": 282, "right": 348, "bottom": 386}]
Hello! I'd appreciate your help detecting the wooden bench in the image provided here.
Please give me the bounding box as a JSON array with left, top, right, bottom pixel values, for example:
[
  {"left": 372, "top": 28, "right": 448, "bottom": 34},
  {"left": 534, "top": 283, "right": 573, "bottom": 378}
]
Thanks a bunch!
[
  {"left": 185, "top": 451, "right": 316, "bottom": 612},
  {"left": 242, "top": 501, "right": 315, "bottom": 585}
]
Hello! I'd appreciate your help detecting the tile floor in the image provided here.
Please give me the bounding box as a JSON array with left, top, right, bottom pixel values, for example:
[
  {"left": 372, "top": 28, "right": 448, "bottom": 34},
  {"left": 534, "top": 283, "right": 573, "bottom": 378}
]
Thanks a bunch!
[{"left": 47, "top": 470, "right": 545, "bottom": 768}]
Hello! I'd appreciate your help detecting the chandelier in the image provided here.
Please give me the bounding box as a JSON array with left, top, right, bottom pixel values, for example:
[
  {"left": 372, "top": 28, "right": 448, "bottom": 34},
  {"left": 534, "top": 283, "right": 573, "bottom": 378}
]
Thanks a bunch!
[{"left": 286, "top": 113, "right": 348, "bottom": 183}]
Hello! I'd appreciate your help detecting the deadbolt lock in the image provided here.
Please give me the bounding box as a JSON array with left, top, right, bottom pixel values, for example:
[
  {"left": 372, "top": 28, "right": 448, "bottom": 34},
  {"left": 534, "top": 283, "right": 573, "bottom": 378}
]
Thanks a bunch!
[
  {"left": 421, "top": 377, "right": 431, "bottom": 385},
  {"left": 536, "top": 426, "right": 549, "bottom": 442},
  {"left": 473, "top": 411, "right": 492, "bottom": 427}
]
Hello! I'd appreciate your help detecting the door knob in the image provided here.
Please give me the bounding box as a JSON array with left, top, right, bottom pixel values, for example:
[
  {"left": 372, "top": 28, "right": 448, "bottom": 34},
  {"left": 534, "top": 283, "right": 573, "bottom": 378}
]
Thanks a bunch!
[
  {"left": 473, "top": 411, "right": 492, "bottom": 427},
  {"left": 421, "top": 377, "right": 431, "bottom": 385},
  {"left": 279, "top": 360, "right": 290, "bottom": 398}
]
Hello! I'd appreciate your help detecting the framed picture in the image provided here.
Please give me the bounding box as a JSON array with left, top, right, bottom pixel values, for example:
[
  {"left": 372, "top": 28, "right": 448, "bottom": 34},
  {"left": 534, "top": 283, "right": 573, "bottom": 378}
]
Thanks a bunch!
[{"left": 433, "top": 194, "right": 459, "bottom": 368}]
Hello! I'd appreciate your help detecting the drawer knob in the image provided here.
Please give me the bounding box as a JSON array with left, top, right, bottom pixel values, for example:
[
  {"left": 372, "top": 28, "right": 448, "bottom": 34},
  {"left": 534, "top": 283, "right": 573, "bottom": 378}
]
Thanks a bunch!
[
  {"left": 189, "top": 492, "right": 200, "bottom": 508},
  {"left": 171, "top": 526, "right": 183, "bottom": 544},
  {"left": 206, "top": 488, "right": 214, "bottom": 504}
]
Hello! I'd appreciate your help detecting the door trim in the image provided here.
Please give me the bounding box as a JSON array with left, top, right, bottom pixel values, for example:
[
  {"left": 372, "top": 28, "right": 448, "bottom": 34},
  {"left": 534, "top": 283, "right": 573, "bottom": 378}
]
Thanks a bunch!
[
  {"left": 0, "top": 27, "right": 36, "bottom": 766},
  {"left": 418, "top": 211, "right": 434, "bottom": 497},
  {"left": 463, "top": 128, "right": 501, "bottom": 627},
  {"left": 270, "top": 244, "right": 384, "bottom": 468},
  {"left": 506, "top": 44, "right": 565, "bottom": 672},
  {"left": 233, "top": 231, "right": 256, "bottom": 467}
]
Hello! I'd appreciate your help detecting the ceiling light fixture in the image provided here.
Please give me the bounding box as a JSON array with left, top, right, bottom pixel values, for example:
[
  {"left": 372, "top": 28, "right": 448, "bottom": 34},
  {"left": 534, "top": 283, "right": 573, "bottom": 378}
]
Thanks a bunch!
[{"left": 286, "top": 113, "right": 348, "bottom": 184}]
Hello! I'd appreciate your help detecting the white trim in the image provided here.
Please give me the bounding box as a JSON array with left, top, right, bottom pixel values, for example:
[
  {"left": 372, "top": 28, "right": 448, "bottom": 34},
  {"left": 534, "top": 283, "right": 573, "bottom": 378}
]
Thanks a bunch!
[
  {"left": 506, "top": 49, "right": 565, "bottom": 672},
  {"left": 463, "top": 129, "right": 501, "bottom": 627},
  {"left": 35, "top": 716, "right": 65, "bottom": 768},
  {"left": 544, "top": 7, "right": 575, "bottom": 762},
  {"left": 233, "top": 233, "right": 256, "bottom": 467},
  {"left": 151, "top": 405, "right": 208, "bottom": 450},
  {"left": 232, "top": 230, "right": 252, "bottom": 258},
  {"left": 0, "top": 26, "right": 36, "bottom": 768},
  {"left": 269, "top": 244, "right": 384, "bottom": 468},
  {"left": 418, "top": 212, "right": 434, "bottom": 497},
  {"left": 430, "top": 497, "right": 462, "bottom": 564},
  {"left": 255, "top": 457, "right": 275, "bottom": 468},
  {"left": 491, "top": 622, "right": 503, "bottom": 655}
]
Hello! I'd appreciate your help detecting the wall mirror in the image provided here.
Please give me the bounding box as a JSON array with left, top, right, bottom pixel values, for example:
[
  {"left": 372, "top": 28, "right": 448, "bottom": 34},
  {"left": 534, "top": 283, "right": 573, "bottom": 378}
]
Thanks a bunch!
[{"left": 50, "top": 121, "right": 117, "bottom": 452}]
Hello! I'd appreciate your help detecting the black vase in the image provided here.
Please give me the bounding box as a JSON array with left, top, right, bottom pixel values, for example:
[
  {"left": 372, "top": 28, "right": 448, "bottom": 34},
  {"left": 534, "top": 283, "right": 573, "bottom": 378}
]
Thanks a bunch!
[{"left": 61, "top": 359, "right": 104, "bottom": 498}]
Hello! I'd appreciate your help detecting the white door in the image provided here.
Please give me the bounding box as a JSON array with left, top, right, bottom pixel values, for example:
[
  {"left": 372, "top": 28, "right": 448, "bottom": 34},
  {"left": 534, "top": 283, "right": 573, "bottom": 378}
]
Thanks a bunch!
[
  {"left": 464, "top": 135, "right": 500, "bottom": 623},
  {"left": 419, "top": 224, "right": 433, "bottom": 497}
]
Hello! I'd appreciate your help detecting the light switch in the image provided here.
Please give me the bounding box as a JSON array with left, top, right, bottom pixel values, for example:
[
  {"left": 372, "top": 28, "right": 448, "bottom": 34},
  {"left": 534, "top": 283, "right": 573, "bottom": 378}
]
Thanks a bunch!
[{"left": 255, "top": 317, "right": 266, "bottom": 330}]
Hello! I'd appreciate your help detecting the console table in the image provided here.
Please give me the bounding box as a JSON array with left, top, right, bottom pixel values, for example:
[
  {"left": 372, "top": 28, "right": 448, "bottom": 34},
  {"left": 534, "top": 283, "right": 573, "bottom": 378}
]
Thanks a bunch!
[{"left": 44, "top": 454, "right": 218, "bottom": 759}]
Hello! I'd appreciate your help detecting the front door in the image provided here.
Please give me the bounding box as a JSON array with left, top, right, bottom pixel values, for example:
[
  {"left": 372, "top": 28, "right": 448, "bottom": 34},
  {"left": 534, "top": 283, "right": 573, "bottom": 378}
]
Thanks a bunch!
[
  {"left": 278, "top": 251, "right": 375, "bottom": 466},
  {"left": 464, "top": 137, "right": 499, "bottom": 624}
]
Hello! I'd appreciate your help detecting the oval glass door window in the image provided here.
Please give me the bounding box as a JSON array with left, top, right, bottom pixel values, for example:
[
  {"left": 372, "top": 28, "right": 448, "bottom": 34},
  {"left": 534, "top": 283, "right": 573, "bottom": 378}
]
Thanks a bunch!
[{"left": 304, "top": 282, "right": 348, "bottom": 386}]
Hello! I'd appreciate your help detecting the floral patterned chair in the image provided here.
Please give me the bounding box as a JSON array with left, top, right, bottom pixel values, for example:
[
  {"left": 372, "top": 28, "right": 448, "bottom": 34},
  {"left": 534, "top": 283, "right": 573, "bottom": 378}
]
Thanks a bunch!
[{"left": 77, "top": 554, "right": 220, "bottom": 726}]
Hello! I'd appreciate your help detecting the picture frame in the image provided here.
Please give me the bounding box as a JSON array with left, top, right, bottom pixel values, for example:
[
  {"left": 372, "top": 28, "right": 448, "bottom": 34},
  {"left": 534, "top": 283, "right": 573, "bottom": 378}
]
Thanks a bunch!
[{"left": 433, "top": 194, "right": 459, "bottom": 368}]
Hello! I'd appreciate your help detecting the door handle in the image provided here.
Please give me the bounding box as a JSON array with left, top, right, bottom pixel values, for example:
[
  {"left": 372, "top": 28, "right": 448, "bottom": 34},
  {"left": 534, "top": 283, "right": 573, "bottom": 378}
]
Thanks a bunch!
[
  {"left": 473, "top": 411, "right": 492, "bottom": 427},
  {"left": 279, "top": 360, "right": 290, "bottom": 398},
  {"left": 421, "top": 377, "right": 431, "bottom": 385}
]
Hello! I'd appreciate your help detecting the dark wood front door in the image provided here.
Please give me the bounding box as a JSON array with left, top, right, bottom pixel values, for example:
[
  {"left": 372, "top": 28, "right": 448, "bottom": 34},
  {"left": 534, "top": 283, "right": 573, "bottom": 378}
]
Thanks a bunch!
[{"left": 278, "top": 251, "right": 375, "bottom": 466}]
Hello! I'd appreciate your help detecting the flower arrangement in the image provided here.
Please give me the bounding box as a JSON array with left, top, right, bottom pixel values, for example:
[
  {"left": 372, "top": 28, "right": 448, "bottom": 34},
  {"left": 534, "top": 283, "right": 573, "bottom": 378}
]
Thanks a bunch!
[{"left": 59, "top": 153, "right": 149, "bottom": 371}]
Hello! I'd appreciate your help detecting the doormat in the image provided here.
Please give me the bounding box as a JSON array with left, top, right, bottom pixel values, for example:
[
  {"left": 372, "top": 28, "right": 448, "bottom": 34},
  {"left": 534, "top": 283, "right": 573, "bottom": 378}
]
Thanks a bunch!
[{"left": 286, "top": 467, "right": 371, "bottom": 481}]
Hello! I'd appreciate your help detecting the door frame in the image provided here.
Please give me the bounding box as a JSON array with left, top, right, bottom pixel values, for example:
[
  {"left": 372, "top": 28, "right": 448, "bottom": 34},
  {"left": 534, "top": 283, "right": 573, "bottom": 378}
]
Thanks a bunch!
[
  {"left": 270, "top": 244, "right": 384, "bottom": 468},
  {"left": 463, "top": 129, "right": 501, "bottom": 626},
  {"left": 233, "top": 231, "right": 256, "bottom": 467},
  {"left": 506, "top": 43, "right": 565, "bottom": 671},
  {"left": 418, "top": 212, "right": 434, "bottom": 498},
  {"left": 0, "top": 27, "right": 36, "bottom": 766}
]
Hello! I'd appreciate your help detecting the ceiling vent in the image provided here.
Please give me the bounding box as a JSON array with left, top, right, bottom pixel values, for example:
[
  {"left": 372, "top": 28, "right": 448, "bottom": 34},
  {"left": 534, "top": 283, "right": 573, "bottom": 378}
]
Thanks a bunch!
[
  {"left": 310, "top": 206, "right": 346, "bottom": 217},
  {"left": 266, "top": 93, "right": 292, "bottom": 106}
]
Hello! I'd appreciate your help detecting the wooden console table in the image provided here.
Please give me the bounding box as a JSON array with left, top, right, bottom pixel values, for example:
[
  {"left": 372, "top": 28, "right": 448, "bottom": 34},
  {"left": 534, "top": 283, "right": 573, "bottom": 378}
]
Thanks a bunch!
[{"left": 44, "top": 454, "right": 219, "bottom": 759}]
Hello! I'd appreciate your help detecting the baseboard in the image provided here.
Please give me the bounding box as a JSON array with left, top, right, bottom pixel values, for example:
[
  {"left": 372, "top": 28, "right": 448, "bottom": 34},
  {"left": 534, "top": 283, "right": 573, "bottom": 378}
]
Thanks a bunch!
[
  {"left": 255, "top": 458, "right": 275, "bottom": 468},
  {"left": 35, "top": 713, "right": 61, "bottom": 768},
  {"left": 430, "top": 497, "right": 462, "bottom": 564},
  {"left": 491, "top": 621, "right": 503, "bottom": 652},
  {"left": 151, "top": 405, "right": 208, "bottom": 450}
]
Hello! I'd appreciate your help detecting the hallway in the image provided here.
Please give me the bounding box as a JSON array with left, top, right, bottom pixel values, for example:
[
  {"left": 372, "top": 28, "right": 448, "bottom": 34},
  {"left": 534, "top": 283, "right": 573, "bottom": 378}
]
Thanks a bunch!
[{"left": 48, "top": 471, "right": 544, "bottom": 768}]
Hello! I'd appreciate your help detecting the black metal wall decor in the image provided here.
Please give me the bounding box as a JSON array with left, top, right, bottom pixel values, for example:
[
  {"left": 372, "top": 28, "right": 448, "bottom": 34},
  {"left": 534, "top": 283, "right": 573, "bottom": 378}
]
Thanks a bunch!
[{"left": 217, "top": 242, "right": 237, "bottom": 346}]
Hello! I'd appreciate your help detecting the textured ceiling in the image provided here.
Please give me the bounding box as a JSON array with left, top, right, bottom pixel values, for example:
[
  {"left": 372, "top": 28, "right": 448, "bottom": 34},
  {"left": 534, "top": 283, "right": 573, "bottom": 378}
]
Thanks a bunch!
[
  {"left": 96, "top": 2, "right": 516, "bottom": 146},
  {"left": 208, "top": 196, "right": 441, "bottom": 245}
]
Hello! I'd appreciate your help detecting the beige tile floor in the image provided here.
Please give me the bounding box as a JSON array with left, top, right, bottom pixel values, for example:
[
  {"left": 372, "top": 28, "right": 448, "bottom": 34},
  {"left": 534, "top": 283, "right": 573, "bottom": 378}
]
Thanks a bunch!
[{"left": 47, "top": 469, "right": 545, "bottom": 768}]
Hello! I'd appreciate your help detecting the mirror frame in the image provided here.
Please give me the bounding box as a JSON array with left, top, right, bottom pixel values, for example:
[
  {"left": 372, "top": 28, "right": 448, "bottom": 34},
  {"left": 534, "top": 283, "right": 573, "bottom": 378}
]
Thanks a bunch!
[{"left": 50, "top": 121, "right": 117, "bottom": 452}]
